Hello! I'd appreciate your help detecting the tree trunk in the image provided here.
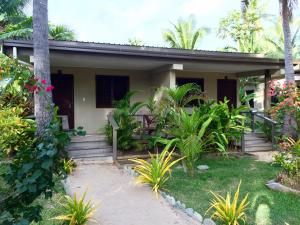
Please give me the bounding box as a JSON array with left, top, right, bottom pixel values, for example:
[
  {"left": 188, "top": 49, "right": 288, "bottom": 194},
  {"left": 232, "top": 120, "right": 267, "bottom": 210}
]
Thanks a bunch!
[
  {"left": 281, "top": 0, "right": 297, "bottom": 137},
  {"left": 241, "top": 0, "right": 249, "bottom": 15},
  {"left": 33, "top": 0, "right": 53, "bottom": 136}
]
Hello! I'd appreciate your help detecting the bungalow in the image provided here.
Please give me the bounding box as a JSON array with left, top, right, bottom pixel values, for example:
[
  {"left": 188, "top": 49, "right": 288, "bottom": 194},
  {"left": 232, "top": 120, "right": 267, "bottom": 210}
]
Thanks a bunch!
[{"left": 0, "top": 39, "right": 291, "bottom": 134}]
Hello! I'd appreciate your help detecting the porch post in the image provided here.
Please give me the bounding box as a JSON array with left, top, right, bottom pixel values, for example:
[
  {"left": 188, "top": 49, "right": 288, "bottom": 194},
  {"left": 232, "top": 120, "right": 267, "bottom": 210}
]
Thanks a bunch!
[{"left": 264, "top": 69, "right": 271, "bottom": 111}]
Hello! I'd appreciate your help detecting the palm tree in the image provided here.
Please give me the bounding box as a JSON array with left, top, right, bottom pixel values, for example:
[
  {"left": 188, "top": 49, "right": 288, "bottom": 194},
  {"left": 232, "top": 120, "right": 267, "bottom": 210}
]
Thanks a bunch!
[
  {"left": 33, "top": 0, "right": 53, "bottom": 135},
  {"left": 279, "top": 0, "right": 298, "bottom": 136},
  {"left": 0, "top": 0, "right": 29, "bottom": 32},
  {"left": 128, "top": 37, "right": 144, "bottom": 46},
  {"left": 163, "top": 15, "right": 208, "bottom": 49},
  {"left": 49, "top": 24, "right": 75, "bottom": 41},
  {"left": 280, "top": 0, "right": 297, "bottom": 82},
  {"left": 265, "top": 18, "right": 300, "bottom": 58},
  {"left": 241, "top": 0, "right": 250, "bottom": 15}
]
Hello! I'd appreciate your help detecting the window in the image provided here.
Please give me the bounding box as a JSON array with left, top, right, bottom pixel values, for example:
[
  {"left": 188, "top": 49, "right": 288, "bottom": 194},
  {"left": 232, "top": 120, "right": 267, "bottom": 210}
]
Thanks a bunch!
[
  {"left": 176, "top": 77, "right": 204, "bottom": 91},
  {"left": 176, "top": 77, "right": 204, "bottom": 106},
  {"left": 95, "top": 75, "right": 129, "bottom": 108}
]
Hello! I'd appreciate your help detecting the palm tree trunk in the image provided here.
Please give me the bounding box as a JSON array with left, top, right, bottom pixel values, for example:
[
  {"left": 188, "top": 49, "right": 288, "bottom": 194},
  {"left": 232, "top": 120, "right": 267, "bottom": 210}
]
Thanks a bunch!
[
  {"left": 33, "top": 0, "right": 53, "bottom": 136},
  {"left": 281, "top": 0, "right": 297, "bottom": 136},
  {"left": 282, "top": 12, "right": 295, "bottom": 82}
]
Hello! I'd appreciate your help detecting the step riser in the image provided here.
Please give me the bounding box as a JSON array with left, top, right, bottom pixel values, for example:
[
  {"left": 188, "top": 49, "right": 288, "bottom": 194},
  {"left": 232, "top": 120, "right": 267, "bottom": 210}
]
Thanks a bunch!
[
  {"left": 74, "top": 156, "right": 113, "bottom": 164},
  {"left": 245, "top": 147, "right": 273, "bottom": 152},
  {"left": 71, "top": 135, "right": 107, "bottom": 143},
  {"left": 69, "top": 149, "right": 112, "bottom": 157},
  {"left": 69, "top": 141, "right": 110, "bottom": 150},
  {"left": 245, "top": 140, "right": 269, "bottom": 145}
]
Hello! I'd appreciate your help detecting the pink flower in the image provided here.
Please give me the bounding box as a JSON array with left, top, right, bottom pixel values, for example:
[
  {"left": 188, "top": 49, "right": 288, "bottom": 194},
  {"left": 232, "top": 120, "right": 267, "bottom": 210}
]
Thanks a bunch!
[
  {"left": 41, "top": 79, "right": 47, "bottom": 84},
  {"left": 45, "top": 85, "right": 54, "bottom": 92}
]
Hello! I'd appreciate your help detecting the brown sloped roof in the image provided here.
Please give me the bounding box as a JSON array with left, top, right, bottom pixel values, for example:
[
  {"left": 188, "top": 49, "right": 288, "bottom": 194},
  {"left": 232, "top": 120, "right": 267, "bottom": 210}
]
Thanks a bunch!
[{"left": 0, "top": 39, "right": 291, "bottom": 66}]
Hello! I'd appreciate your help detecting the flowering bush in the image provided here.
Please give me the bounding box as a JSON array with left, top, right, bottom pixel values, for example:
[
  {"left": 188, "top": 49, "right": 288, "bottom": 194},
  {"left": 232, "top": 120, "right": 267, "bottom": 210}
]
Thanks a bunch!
[
  {"left": 268, "top": 80, "right": 300, "bottom": 133},
  {"left": 24, "top": 77, "right": 54, "bottom": 94},
  {"left": 0, "top": 54, "right": 71, "bottom": 224},
  {"left": 273, "top": 137, "right": 300, "bottom": 178}
]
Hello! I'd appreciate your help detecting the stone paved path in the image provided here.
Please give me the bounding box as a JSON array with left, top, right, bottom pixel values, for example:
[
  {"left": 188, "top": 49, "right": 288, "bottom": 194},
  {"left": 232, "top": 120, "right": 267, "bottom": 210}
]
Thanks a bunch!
[{"left": 65, "top": 163, "right": 199, "bottom": 225}]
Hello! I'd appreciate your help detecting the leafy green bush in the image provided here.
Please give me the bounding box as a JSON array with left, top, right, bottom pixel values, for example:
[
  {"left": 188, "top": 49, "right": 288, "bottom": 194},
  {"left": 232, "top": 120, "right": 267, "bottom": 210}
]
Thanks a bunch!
[
  {"left": 207, "top": 181, "right": 249, "bottom": 225},
  {"left": 161, "top": 101, "right": 247, "bottom": 176},
  {"left": 129, "top": 141, "right": 183, "bottom": 194},
  {"left": 0, "top": 54, "right": 33, "bottom": 116},
  {"left": 54, "top": 191, "right": 96, "bottom": 225},
  {"left": 0, "top": 107, "right": 35, "bottom": 155},
  {"left": 0, "top": 110, "right": 71, "bottom": 224},
  {"left": 105, "top": 91, "right": 146, "bottom": 151}
]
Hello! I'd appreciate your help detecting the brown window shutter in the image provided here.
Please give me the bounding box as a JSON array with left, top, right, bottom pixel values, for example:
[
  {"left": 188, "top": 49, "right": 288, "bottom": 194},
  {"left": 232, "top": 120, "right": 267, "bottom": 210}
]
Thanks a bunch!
[
  {"left": 113, "top": 76, "right": 129, "bottom": 102},
  {"left": 96, "top": 76, "right": 112, "bottom": 108}
]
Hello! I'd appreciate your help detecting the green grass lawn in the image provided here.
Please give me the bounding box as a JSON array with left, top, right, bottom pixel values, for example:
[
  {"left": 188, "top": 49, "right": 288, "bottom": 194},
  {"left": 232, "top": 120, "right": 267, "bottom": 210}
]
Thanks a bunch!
[
  {"left": 0, "top": 161, "right": 66, "bottom": 225},
  {"left": 165, "top": 156, "right": 300, "bottom": 225}
]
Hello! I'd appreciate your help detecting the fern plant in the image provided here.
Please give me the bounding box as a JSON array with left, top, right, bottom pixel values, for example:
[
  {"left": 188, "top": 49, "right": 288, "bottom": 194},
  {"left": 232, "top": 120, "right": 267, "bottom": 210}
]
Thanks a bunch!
[
  {"left": 129, "top": 141, "right": 183, "bottom": 194},
  {"left": 206, "top": 181, "right": 249, "bottom": 225},
  {"left": 54, "top": 191, "right": 96, "bottom": 225}
]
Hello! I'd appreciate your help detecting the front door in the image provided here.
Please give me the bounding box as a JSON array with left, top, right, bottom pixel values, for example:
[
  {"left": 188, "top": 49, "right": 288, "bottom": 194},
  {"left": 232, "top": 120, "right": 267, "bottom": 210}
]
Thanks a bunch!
[
  {"left": 217, "top": 79, "right": 237, "bottom": 107},
  {"left": 51, "top": 74, "right": 74, "bottom": 129}
]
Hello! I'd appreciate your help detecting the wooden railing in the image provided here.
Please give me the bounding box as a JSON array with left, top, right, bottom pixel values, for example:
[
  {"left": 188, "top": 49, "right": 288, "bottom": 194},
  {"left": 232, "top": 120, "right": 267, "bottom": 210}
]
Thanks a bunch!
[{"left": 107, "top": 112, "right": 119, "bottom": 161}]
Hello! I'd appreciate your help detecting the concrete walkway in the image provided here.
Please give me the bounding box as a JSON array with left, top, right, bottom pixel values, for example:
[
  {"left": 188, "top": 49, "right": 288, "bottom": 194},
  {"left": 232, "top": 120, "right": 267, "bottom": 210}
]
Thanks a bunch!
[{"left": 65, "top": 163, "right": 199, "bottom": 225}]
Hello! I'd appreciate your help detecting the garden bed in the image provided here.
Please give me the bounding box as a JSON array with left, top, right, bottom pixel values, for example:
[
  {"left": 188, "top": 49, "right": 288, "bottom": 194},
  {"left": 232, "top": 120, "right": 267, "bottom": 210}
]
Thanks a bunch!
[{"left": 165, "top": 156, "right": 300, "bottom": 225}]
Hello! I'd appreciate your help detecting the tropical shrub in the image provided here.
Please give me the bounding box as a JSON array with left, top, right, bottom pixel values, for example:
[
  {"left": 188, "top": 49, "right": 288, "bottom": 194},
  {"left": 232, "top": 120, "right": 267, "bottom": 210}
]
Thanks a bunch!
[
  {"left": 0, "top": 110, "right": 71, "bottom": 224},
  {"left": 206, "top": 181, "right": 249, "bottom": 225},
  {"left": 54, "top": 191, "right": 96, "bottom": 225},
  {"left": 162, "top": 101, "right": 248, "bottom": 176},
  {"left": 129, "top": 141, "right": 183, "bottom": 194},
  {"left": 274, "top": 137, "right": 300, "bottom": 177},
  {"left": 164, "top": 108, "right": 215, "bottom": 176},
  {"left": 105, "top": 91, "right": 146, "bottom": 151},
  {"left": 0, "top": 54, "right": 33, "bottom": 116},
  {"left": 0, "top": 107, "right": 35, "bottom": 155}
]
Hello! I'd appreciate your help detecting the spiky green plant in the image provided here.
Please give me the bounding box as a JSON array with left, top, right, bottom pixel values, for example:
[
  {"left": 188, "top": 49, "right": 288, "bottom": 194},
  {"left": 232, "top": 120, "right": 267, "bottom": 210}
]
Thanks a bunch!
[
  {"left": 53, "top": 191, "right": 96, "bottom": 225},
  {"left": 129, "top": 141, "right": 183, "bottom": 194},
  {"left": 163, "top": 15, "right": 208, "bottom": 49},
  {"left": 206, "top": 181, "right": 249, "bottom": 225}
]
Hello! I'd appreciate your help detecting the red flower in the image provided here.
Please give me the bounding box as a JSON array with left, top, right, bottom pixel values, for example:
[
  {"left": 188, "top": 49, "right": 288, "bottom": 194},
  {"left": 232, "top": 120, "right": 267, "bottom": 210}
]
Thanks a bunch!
[
  {"left": 41, "top": 79, "right": 47, "bottom": 84},
  {"left": 45, "top": 85, "right": 54, "bottom": 92}
]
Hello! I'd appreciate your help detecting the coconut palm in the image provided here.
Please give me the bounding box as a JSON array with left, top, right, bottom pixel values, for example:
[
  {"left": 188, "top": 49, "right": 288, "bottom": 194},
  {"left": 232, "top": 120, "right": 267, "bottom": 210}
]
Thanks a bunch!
[
  {"left": 265, "top": 18, "right": 300, "bottom": 58},
  {"left": 0, "top": 0, "right": 29, "bottom": 33},
  {"left": 280, "top": 0, "right": 298, "bottom": 82},
  {"left": 49, "top": 24, "right": 75, "bottom": 41},
  {"left": 128, "top": 37, "right": 144, "bottom": 46},
  {"left": 33, "top": 0, "right": 53, "bottom": 135},
  {"left": 279, "top": 0, "right": 298, "bottom": 136},
  {"left": 163, "top": 15, "right": 208, "bottom": 49},
  {"left": 241, "top": 0, "right": 250, "bottom": 15}
]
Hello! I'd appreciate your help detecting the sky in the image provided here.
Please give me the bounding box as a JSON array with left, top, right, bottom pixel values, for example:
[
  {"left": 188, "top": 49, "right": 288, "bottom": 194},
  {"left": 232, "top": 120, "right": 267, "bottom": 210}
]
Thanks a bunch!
[{"left": 27, "top": 0, "right": 281, "bottom": 50}]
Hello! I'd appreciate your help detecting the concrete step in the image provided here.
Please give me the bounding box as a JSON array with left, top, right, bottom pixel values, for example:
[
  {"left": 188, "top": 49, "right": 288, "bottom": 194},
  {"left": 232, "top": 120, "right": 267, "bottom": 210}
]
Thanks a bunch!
[
  {"left": 245, "top": 139, "right": 269, "bottom": 145},
  {"left": 68, "top": 141, "right": 111, "bottom": 150},
  {"left": 74, "top": 155, "right": 113, "bottom": 164},
  {"left": 71, "top": 135, "right": 107, "bottom": 143},
  {"left": 245, "top": 142, "right": 273, "bottom": 148},
  {"left": 244, "top": 134, "right": 267, "bottom": 141},
  {"left": 69, "top": 148, "right": 112, "bottom": 158},
  {"left": 245, "top": 146, "right": 273, "bottom": 152}
]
